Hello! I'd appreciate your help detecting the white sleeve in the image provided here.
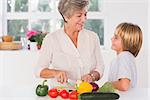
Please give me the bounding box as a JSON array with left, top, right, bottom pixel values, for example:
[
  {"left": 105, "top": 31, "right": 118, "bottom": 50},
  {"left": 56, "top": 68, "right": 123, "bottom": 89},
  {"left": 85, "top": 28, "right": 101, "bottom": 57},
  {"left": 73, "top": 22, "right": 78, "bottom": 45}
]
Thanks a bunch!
[
  {"left": 35, "top": 34, "right": 53, "bottom": 77},
  {"left": 93, "top": 34, "right": 105, "bottom": 77},
  {"left": 117, "top": 55, "right": 132, "bottom": 80}
]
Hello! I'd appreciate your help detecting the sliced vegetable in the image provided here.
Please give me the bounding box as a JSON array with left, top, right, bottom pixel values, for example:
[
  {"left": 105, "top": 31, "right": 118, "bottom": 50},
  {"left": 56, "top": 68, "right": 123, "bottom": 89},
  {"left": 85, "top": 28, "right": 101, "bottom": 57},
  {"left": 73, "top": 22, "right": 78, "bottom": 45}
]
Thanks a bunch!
[{"left": 36, "top": 80, "right": 49, "bottom": 96}]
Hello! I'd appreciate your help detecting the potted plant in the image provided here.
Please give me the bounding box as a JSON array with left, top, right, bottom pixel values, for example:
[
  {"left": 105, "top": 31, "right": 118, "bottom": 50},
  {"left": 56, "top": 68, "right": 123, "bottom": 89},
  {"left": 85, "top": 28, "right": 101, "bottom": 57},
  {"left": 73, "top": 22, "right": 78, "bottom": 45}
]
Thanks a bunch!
[{"left": 26, "top": 30, "right": 47, "bottom": 49}]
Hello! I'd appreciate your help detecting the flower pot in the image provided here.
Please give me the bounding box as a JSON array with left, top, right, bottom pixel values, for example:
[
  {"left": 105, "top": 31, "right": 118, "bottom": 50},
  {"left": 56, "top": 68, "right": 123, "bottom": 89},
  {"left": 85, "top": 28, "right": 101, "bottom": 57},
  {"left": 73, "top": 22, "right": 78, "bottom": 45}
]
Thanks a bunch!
[
  {"left": 30, "top": 42, "right": 38, "bottom": 51},
  {"left": 37, "top": 44, "right": 41, "bottom": 50}
]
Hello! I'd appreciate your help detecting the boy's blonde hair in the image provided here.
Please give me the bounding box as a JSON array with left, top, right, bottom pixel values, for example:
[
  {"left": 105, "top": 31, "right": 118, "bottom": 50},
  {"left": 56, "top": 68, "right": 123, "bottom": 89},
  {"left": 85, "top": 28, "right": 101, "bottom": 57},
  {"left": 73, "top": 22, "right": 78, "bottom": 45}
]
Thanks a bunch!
[{"left": 115, "top": 22, "right": 143, "bottom": 57}]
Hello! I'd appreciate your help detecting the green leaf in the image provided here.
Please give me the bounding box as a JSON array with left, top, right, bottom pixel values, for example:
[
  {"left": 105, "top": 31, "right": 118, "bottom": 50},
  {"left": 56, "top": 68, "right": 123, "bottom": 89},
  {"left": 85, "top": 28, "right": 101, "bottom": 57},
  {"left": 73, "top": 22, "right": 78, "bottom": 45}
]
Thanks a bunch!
[
  {"left": 28, "top": 32, "right": 46, "bottom": 45},
  {"left": 99, "top": 82, "right": 116, "bottom": 93}
]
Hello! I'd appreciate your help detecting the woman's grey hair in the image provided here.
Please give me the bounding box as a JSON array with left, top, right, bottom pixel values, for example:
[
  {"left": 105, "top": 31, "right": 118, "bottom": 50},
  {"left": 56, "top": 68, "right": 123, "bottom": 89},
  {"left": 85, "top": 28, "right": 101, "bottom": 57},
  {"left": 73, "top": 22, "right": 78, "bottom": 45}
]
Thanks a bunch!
[{"left": 58, "top": 0, "right": 89, "bottom": 22}]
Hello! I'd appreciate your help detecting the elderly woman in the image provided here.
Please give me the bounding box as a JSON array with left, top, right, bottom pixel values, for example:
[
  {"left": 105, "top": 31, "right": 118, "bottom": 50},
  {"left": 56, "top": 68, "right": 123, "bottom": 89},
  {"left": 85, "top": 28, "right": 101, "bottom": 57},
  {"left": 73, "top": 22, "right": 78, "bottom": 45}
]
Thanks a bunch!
[{"left": 36, "top": 0, "right": 104, "bottom": 84}]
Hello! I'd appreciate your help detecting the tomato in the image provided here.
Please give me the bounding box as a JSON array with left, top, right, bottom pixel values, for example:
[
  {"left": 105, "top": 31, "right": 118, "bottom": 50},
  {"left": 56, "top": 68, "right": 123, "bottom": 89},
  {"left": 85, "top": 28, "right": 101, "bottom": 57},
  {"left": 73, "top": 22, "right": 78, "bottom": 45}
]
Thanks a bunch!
[
  {"left": 69, "top": 91, "right": 78, "bottom": 99},
  {"left": 48, "top": 88, "right": 59, "bottom": 98},
  {"left": 59, "top": 89, "right": 69, "bottom": 99}
]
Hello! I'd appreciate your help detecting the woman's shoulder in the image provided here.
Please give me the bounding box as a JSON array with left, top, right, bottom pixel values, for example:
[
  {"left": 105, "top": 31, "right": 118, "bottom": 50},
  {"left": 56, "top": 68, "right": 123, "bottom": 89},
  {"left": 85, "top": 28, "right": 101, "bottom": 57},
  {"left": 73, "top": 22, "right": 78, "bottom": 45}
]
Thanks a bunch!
[
  {"left": 83, "top": 29, "right": 97, "bottom": 35},
  {"left": 82, "top": 29, "right": 99, "bottom": 39},
  {"left": 43, "top": 29, "right": 63, "bottom": 45},
  {"left": 45, "top": 29, "right": 63, "bottom": 39}
]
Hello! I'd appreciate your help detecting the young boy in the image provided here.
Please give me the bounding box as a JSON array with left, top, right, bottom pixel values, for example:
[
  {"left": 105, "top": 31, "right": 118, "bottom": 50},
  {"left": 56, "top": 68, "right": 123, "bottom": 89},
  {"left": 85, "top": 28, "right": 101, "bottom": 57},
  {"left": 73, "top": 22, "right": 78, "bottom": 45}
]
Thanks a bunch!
[{"left": 108, "top": 22, "right": 143, "bottom": 91}]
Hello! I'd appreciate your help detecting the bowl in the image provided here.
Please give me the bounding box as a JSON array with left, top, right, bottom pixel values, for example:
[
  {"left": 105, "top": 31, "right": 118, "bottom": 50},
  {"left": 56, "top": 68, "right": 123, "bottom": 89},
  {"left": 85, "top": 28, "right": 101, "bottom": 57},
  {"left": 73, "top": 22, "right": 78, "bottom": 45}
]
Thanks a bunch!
[{"left": 2, "top": 35, "right": 13, "bottom": 42}]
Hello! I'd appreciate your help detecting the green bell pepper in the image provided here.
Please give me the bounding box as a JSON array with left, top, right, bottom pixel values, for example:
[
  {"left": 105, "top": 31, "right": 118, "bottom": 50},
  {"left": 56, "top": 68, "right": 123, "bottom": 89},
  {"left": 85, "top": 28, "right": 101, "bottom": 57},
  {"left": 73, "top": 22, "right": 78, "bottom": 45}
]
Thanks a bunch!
[{"left": 36, "top": 80, "right": 49, "bottom": 96}]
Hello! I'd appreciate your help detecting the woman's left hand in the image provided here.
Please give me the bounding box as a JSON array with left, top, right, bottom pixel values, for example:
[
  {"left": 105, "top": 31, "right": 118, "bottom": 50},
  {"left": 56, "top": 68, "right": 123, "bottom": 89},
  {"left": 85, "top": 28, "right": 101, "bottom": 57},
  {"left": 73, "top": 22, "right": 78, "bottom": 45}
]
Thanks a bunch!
[{"left": 81, "top": 74, "right": 93, "bottom": 83}]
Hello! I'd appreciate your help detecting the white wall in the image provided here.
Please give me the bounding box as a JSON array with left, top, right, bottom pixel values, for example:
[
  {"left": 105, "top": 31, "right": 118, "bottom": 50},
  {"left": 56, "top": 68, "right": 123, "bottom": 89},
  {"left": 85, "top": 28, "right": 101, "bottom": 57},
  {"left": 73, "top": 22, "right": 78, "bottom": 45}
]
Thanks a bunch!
[
  {"left": 148, "top": 0, "right": 150, "bottom": 88},
  {"left": 102, "top": 0, "right": 148, "bottom": 88}
]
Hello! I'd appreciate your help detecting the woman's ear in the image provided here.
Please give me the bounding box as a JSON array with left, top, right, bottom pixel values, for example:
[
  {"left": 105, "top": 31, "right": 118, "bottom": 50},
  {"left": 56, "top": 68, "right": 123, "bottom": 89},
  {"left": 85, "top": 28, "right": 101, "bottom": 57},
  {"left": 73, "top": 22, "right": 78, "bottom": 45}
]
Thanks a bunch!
[
  {"left": 64, "top": 16, "right": 68, "bottom": 23},
  {"left": 60, "top": 12, "right": 68, "bottom": 23}
]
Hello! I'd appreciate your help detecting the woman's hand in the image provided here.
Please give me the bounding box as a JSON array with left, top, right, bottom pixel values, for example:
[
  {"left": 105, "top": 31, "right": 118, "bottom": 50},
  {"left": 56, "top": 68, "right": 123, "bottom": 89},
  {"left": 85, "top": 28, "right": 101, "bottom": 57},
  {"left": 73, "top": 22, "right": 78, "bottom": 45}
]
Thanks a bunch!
[
  {"left": 40, "top": 68, "right": 68, "bottom": 83},
  {"left": 81, "top": 71, "right": 100, "bottom": 83},
  {"left": 81, "top": 74, "right": 93, "bottom": 83},
  {"left": 54, "top": 70, "right": 68, "bottom": 84}
]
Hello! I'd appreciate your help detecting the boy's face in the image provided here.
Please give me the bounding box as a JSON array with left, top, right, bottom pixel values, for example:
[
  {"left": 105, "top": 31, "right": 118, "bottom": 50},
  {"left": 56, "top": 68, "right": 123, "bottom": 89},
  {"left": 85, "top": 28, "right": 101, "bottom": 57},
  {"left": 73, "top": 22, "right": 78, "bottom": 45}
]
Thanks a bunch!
[{"left": 111, "top": 33, "right": 123, "bottom": 54}]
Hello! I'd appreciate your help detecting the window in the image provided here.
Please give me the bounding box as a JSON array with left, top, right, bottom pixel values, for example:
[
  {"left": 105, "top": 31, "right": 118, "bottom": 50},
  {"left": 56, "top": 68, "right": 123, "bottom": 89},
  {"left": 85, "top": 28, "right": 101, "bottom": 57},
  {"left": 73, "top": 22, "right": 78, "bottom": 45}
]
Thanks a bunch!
[
  {"left": 0, "top": 0, "right": 2, "bottom": 36},
  {"left": 1, "top": 0, "right": 104, "bottom": 45}
]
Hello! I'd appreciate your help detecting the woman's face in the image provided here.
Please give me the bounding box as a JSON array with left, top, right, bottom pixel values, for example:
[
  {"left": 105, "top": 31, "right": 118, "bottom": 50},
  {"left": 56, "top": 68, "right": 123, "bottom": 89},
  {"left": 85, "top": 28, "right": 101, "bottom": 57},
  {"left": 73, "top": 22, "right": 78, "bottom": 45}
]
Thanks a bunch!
[
  {"left": 66, "top": 7, "right": 87, "bottom": 32},
  {"left": 111, "top": 33, "right": 123, "bottom": 54}
]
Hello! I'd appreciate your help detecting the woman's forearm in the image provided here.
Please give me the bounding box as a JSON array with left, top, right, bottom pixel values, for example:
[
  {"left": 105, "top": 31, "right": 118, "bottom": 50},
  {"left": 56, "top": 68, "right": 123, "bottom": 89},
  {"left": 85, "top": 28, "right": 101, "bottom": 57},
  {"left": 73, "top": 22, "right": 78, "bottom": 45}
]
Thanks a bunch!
[
  {"left": 40, "top": 68, "right": 56, "bottom": 78},
  {"left": 40, "top": 68, "right": 68, "bottom": 83}
]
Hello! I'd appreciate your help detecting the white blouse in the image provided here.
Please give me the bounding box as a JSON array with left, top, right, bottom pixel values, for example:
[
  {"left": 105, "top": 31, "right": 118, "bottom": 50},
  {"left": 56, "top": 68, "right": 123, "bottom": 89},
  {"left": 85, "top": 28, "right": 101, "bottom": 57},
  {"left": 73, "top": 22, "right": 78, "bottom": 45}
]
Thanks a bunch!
[{"left": 36, "top": 28, "right": 104, "bottom": 81}]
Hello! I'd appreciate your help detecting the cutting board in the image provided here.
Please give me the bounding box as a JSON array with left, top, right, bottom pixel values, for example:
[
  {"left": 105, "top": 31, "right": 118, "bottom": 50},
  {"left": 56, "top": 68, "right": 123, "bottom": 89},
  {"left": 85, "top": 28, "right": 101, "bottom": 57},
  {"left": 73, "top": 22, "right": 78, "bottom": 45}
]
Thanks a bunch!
[{"left": 0, "top": 42, "right": 22, "bottom": 50}]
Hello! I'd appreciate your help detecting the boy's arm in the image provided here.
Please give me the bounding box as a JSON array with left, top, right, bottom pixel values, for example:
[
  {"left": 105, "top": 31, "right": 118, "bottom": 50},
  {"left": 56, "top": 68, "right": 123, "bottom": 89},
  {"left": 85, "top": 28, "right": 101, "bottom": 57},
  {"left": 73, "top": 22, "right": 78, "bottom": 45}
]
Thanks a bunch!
[{"left": 112, "top": 78, "right": 130, "bottom": 91}]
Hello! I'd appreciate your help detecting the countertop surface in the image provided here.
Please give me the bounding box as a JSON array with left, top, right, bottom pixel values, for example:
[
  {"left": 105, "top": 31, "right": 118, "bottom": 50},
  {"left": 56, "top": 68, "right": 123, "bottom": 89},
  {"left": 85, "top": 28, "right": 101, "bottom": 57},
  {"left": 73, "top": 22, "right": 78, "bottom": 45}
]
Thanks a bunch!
[
  {"left": 0, "top": 50, "right": 149, "bottom": 100},
  {"left": 0, "top": 86, "right": 149, "bottom": 100}
]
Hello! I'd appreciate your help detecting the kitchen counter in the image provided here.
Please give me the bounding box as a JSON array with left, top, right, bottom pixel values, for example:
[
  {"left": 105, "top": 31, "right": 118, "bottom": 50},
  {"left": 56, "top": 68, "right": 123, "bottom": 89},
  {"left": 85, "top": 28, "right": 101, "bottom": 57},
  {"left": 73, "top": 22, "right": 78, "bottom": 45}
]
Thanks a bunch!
[
  {"left": 0, "top": 50, "right": 149, "bottom": 100},
  {"left": 0, "top": 86, "right": 149, "bottom": 100}
]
